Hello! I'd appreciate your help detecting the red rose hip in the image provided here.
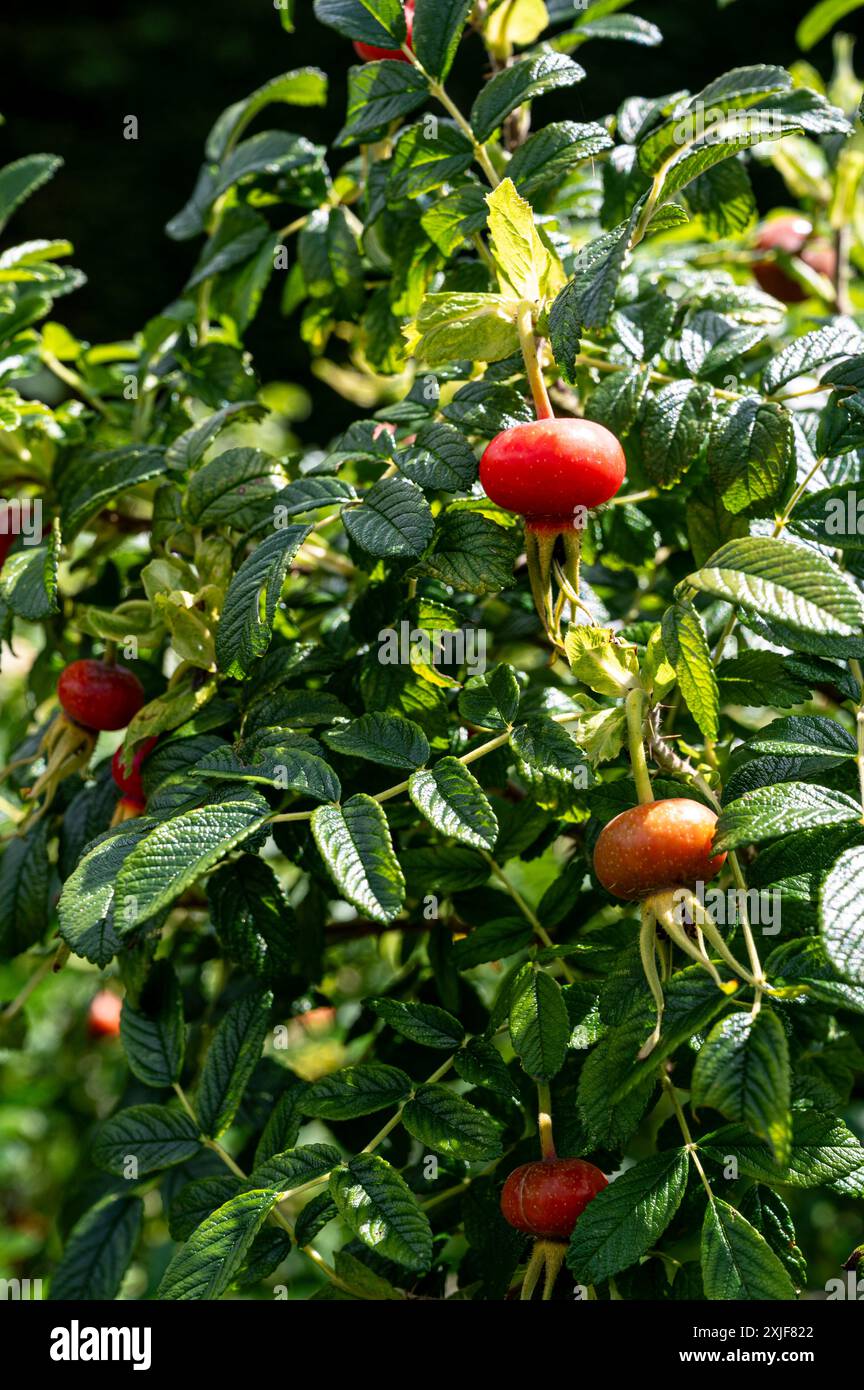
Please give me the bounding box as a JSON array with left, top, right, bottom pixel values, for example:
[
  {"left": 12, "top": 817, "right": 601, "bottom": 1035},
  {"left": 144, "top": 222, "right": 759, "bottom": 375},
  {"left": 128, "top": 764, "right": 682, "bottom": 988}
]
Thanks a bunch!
[
  {"left": 58, "top": 660, "right": 145, "bottom": 732},
  {"left": 111, "top": 736, "right": 158, "bottom": 801},
  {"left": 87, "top": 989, "right": 122, "bottom": 1039},
  {"left": 501, "top": 1158, "right": 608, "bottom": 1240},
  {"left": 353, "top": 0, "right": 413, "bottom": 61},
  {"left": 479, "top": 418, "right": 626, "bottom": 529},
  {"left": 753, "top": 215, "right": 836, "bottom": 304},
  {"left": 593, "top": 797, "right": 726, "bottom": 901}
]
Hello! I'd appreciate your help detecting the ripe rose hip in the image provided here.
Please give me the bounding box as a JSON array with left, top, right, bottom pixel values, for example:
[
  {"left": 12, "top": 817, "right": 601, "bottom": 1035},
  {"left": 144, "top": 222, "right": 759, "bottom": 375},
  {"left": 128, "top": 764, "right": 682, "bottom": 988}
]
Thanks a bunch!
[
  {"left": 58, "top": 660, "right": 145, "bottom": 732},
  {"left": 479, "top": 418, "right": 626, "bottom": 529},
  {"left": 753, "top": 215, "right": 836, "bottom": 304},
  {"left": 87, "top": 990, "right": 122, "bottom": 1039},
  {"left": 353, "top": 0, "right": 414, "bottom": 61},
  {"left": 501, "top": 1158, "right": 608, "bottom": 1240},
  {"left": 593, "top": 797, "right": 726, "bottom": 901},
  {"left": 111, "top": 736, "right": 158, "bottom": 801}
]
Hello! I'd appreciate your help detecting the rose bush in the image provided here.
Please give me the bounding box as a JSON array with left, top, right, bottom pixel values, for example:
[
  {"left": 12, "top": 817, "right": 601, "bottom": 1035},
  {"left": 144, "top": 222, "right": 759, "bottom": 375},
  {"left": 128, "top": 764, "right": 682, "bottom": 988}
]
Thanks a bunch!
[{"left": 1, "top": 0, "right": 863, "bottom": 1302}]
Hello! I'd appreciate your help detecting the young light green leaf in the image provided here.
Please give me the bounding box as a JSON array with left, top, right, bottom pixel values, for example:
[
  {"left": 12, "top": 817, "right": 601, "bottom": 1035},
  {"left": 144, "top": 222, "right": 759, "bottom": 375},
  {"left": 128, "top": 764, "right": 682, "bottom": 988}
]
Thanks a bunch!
[{"left": 486, "top": 177, "right": 563, "bottom": 304}]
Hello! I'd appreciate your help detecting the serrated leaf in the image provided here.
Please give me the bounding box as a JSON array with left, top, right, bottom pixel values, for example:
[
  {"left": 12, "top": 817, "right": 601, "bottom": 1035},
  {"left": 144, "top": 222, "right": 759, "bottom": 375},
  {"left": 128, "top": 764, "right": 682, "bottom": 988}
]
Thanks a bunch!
[
  {"left": 701, "top": 1110, "right": 864, "bottom": 1187},
  {"left": 0, "top": 819, "right": 52, "bottom": 960},
  {"left": 324, "top": 712, "right": 430, "bottom": 770},
  {"left": 761, "top": 318, "right": 864, "bottom": 394},
  {"left": 408, "top": 756, "right": 498, "bottom": 849},
  {"left": 423, "top": 510, "right": 521, "bottom": 592},
  {"left": 0, "top": 153, "right": 63, "bottom": 234},
  {"left": 402, "top": 1083, "right": 503, "bottom": 1160},
  {"left": 567, "top": 1151, "right": 689, "bottom": 1284},
  {"left": 820, "top": 846, "right": 864, "bottom": 985},
  {"left": 115, "top": 794, "right": 272, "bottom": 928},
  {"left": 692, "top": 1010, "right": 791, "bottom": 1163},
  {"left": 311, "top": 795, "right": 405, "bottom": 924},
  {"left": 159, "top": 1189, "right": 281, "bottom": 1300},
  {"left": 343, "top": 475, "right": 434, "bottom": 558},
  {"left": 661, "top": 601, "right": 719, "bottom": 740},
  {"left": 93, "top": 1104, "right": 201, "bottom": 1176},
  {"left": 471, "top": 53, "right": 584, "bottom": 143},
  {"left": 389, "top": 120, "right": 474, "bottom": 200},
  {"left": 196, "top": 988, "right": 273, "bottom": 1138},
  {"left": 397, "top": 420, "right": 478, "bottom": 492},
  {"left": 708, "top": 398, "right": 794, "bottom": 518},
  {"left": 701, "top": 1200, "right": 796, "bottom": 1300},
  {"left": 56, "top": 826, "right": 150, "bottom": 967},
  {"left": 49, "top": 1195, "right": 144, "bottom": 1301},
  {"left": 330, "top": 1154, "right": 433, "bottom": 1271},
  {"left": 486, "top": 177, "right": 562, "bottom": 304},
  {"left": 509, "top": 120, "right": 613, "bottom": 197},
  {"left": 369, "top": 996, "right": 465, "bottom": 1048},
  {"left": 215, "top": 524, "right": 312, "bottom": 677},
  {"left": 509, "top": 964, "right": 569, "bottom": 1079},
  {"left": 120, "top": 962, "right": 186, "bottom": 1088},
  {"left": 337, "top": 61, "right": 428, "bottom": 146},
  {"left": 715, "top": 782, "right": 862, "bottom": 852},
  {"left": 303, "top": 1064, "right": 412, "bottom": 1119}
]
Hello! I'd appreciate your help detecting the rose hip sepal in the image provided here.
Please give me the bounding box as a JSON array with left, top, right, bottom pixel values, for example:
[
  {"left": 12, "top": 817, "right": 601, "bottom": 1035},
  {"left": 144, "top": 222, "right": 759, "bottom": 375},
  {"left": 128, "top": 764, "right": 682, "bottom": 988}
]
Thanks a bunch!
[
  {"left": 501, "top": 1157, "right": 608, "bottom": 1241},
  {"left": 353, "top": 0, "right": 413, "bottom": 61},
  {"left": 58, "top": 660, "right": 145, "bottom": 732},
  {"left": 593, "top": 797, "right": 725, "bottom": 901}
]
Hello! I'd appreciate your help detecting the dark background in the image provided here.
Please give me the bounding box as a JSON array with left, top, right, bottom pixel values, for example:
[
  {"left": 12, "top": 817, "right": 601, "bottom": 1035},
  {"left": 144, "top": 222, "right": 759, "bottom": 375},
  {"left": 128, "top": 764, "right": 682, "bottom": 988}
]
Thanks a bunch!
[{"left": 0, "top": 0, "right": 841, "bottom": 418}]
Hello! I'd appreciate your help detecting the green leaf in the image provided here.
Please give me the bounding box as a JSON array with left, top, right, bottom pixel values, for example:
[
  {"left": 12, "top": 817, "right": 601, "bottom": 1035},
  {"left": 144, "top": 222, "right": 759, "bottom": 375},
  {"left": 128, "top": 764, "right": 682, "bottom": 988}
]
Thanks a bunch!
[
  {"left": 471, "top": 53, "right": 584, "bottom": 143},
  {"left": 761, "top": 318, "right": 864, "bottom": 394},
  {"left": 412, "top": 0, "right": 473, "bottom": 78},
  {"left": 60, "top": 446, "right": 167, "bottom": 536},
  {"left": 311, "top": 795, "right": 406, "bottom": 924},
  {"left": 701, "top": 1199, "right": 796, "bottom": 1300},
  {"left": 549, "top": 220, "right": 632, "bottom": 355},
  {"left": 714, "top": 782, "right": 862, "bottom": 853},
  {"left": 458, "top": 664, "right": 520, "bottom": 731},
  {"left": 423, "top": 511, "right": 521, "bottom": 592},
  {"left": 692, "top": 1010, "right": 791, "bottom": 1164},
  {"left": 566, "top": 1151, "right": 689, "bottom": 1284},
  {"left": 389, "top": 121, "right": 474, "bottom": 200},
  {"left": 120, "top": 962, "right": 186, "bottom": 1088},
  {"left": 402, "top": 1084, "right": 503, "bottom": 1160},
  {"left": 249, "top": 1142, "right": 341, "bottom": 1192},
  {"left": 408, "top": 756, "right": 498, "bottom": 849},
  {"left": 509, "top": 121, "right": 613, "bottom": 197},
  {"left": 398, "top": 420, "right": 478, "bottom": 492},
  {"left": 661, "top": 601, "right": 719, "bottom": 740},
  {"left": 337, "top": 61, "right": 428, "bottom": 145},
  {"left": 369, "top": 996, "right": 465, "bottom": 1048},
  {"left": 49, "top": 1195, "right": 144, "bottom": 1301},
  {"left": 701, "top": 1110, "right": 864, "bottom": 1187},
  {"left": 410, "top": 292, "right": 520, "bottom": 367},
  {"left": 486, "top": 177, "right": 561, "bottom": 304},
  {"left": 159, "top": 1189, "right": 281, "bottom": 1300},
  {"left": 0, "top": 154, "right": 63, "bottom": 234},
  {"left": 93, "top": 1104, "right": 201, "bottom": 1176},
  {"left": 0, "top": 819, "right": 52, "bottom": 960},
  {"left": 509, "top": 964, "right": 570, "bottom": 1079},
  {"left": 453, "top": 916, "right": 534, "bottom": 969},
  {"left": 169, "top": 1178, "right": 243, "bottom": 1241},
  {"left": 205, "top": 69, "right": 328, "bottom": 162},
  {"left": 820, "top": 846, "right": 864, "bottom": 984},
  {"left": 115, "top": 794, "right": 272, "bottom": 928},
  {"left": 330, "top": 1154, "right": 433, "bottom": 1270},
  {"left": 324, "top": 713, "right": 430, "bottom": 770},
  {"left": 454, "top": 1037, "right": 516, "bottom": 1096},
  {"left": 739, "top": 1186, "right": 807, "bottom": 1287},
  {"left": 0, "top": 525, "right": 59, "bottom": 619},
  {"left": 791, "top": 484, "right": 864, "bottom": 551},
  {"left": 510, "top": 716, "right": 589, "bottom": 787},
  {"left": 57, "top": 826, "right": 149, "bottom": 966},
  {"left": 207, "top": 854, "right": 295, "bottom": 984},
  {"left": 314, "top": 0, "right": 407, "bottom": 45},
  {"left": 196, "top": 988, "right": 273, "bottom": 1139},
  {"left": 299, "top": 206, "right": 364, "bottom": 313},
  {"left": 421, "top": 186, "right": 488, "bottom": 256},
  {"left": 343, "top": 475, "right": 434, "bottom": 558},
  {"left": 684, "top": 537, "right": 864, "bottom": 649},
  {"left": 184, "top": 447, "right": 286, "bottom": 527},
  {"left": 708, "top": 399, "right": 794, "bottom": 517},
  {"left": 303, "top": 1064, "right": 412, "bottom": 1119},
  {"left": 215, "top": 524, "right": 312, "bottom": 677}
]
